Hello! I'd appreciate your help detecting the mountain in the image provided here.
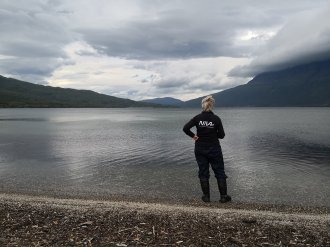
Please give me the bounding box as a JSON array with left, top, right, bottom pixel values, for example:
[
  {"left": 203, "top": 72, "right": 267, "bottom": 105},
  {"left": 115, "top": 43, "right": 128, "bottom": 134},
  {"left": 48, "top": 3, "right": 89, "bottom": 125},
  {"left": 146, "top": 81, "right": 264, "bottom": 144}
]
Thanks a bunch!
[
  {"left": 0, "top": 75, "right": 159, "bottom": 108},
  {"left": 183, "top": 60, "right": 330, "bottom": 107},
  {"left": 141, "top": 97, "right": 183, "bottom": 106}
]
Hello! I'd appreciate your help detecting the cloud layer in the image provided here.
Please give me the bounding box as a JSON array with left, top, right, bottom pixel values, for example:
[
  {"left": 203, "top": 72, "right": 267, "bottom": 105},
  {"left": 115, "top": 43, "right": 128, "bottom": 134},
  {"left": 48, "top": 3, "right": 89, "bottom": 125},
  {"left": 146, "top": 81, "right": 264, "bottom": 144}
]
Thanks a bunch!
[
  {"left": 0, "top": 0, "right": 75, "bottom": 82},
  {"left": 0, "top": 0, "right": 329, "bottom": 99},
  {"left": 230, "top": 7, "right": 330, "bottom": 77}
]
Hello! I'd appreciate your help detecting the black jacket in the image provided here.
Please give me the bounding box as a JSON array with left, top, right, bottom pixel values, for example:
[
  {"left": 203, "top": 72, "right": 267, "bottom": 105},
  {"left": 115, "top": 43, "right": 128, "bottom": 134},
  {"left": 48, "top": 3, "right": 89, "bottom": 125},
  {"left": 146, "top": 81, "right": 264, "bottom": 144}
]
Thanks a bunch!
[{"left": 183, "top": 111, "right": 225, "bottom": 146}]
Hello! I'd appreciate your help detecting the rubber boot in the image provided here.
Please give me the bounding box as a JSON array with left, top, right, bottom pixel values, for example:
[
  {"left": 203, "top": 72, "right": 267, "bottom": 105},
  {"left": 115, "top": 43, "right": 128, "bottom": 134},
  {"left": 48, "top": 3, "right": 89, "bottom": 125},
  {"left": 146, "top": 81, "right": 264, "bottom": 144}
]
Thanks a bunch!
[
  {"left": 217, "top": 178, "right": 231, "bottom": 203},
  {"left": 200, "top": 180, "right": 210, "bottom": 202}
]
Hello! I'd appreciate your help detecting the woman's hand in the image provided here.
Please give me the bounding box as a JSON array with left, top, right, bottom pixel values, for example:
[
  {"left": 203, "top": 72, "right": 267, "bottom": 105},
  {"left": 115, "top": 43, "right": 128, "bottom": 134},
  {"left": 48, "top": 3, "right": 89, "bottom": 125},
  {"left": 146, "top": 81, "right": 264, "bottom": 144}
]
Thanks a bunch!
[{"left": 193, "top": 135, "right": 199, "bottom": 141}]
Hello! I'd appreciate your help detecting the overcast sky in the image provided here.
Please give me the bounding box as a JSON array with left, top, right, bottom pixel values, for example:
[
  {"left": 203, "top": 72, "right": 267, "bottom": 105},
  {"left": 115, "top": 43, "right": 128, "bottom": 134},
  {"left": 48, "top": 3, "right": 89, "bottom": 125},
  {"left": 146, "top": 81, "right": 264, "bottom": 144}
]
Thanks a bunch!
[{"left": 1, "top": 0, "right": 330, "bottom": 100}]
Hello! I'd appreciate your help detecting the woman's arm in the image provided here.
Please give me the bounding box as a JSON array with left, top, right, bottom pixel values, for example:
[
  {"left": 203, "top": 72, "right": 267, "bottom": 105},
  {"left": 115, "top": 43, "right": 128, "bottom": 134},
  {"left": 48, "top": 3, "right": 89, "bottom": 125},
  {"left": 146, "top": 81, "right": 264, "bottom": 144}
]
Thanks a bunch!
[
  {"left": 183, "top": 118, "right": 196, "bottom": 138},
  {"left": 217, "top": 118, "right": 225, "bottom": 139}
]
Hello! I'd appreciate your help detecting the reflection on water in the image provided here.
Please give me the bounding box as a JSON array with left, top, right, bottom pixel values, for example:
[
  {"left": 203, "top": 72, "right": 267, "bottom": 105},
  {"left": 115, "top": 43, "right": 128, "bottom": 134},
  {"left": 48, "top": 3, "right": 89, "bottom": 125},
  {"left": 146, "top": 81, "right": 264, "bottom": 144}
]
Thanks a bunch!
[{"left": 0, "top": 108, "right": 329, "bottom": 206}]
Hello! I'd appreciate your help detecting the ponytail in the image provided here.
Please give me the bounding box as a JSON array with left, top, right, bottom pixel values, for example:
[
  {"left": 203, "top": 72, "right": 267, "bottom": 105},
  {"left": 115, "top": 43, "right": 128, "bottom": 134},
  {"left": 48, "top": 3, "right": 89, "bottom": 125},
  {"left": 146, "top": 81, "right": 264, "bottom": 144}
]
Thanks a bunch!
[{"left": 201, "top": 95, "right": 215, "bottom": 112}]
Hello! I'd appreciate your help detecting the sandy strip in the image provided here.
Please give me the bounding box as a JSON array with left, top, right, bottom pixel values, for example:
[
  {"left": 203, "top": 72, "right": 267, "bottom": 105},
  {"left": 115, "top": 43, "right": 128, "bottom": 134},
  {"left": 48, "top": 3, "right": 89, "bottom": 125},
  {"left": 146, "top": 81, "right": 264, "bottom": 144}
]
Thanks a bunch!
[{"left": 1, "top": 193, "right": 329, "bottom": 224}]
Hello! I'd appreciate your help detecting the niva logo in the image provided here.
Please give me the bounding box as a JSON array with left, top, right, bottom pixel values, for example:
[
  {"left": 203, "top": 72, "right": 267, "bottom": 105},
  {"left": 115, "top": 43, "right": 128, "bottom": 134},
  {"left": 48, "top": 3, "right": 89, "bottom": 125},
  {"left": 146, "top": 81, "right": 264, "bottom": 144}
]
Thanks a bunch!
[{"left": 199, "top": 121, "right": 214, "bottom": 127}]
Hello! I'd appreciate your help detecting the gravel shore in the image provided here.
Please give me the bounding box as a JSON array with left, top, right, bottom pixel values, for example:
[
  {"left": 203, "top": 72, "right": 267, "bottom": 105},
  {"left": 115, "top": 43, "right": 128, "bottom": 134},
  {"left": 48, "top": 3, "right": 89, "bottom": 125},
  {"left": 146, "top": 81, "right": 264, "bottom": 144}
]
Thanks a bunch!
[{"left": 0, "top": 193, "right": 329, "bottom": 246}]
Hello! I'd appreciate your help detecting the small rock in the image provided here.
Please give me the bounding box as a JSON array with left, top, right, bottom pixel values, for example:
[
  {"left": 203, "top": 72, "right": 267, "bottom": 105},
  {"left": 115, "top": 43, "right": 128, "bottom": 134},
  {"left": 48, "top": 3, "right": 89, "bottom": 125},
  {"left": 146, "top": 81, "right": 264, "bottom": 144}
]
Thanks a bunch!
[
  {"left": 116, "top": 243, "right": 127, "bottom": 247},
  {"left": 242, "top": 218, "right": 257, "bottom": 224},
  {"left": 289, "top": 240, "right": 297, "bottom": 245},
  {"left": 228, "top": 237, "right": 243, "bottom": 244},
  {"left": 79, "top": 221, "right": 93, "bottom": 227}
]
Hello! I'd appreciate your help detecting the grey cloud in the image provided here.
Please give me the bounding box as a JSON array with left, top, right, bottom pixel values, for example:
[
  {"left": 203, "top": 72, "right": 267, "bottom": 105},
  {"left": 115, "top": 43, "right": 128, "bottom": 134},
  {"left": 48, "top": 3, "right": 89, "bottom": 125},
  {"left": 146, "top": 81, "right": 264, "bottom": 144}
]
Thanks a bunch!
[
  {"left": 0, "top": 57, "right": 74, "bottom": 83},
  {"left": 78, "top": 2, "right": 282, "bottom": 60},
  {"left": 140, "top": 74, "right": 158, "bottom": 84},
  {"left": 78, "top": 1, "right": 330, "bottom": 61},
  {"left": 155, "top": 78, "right": 190, "bottom": 89},
  {"left": 75, "top": 50, "right": 99, "bottom": 57},
  {"left": 154, "top": 75, "right": 225, "bottom": 91},
  {"left": 0, "top": 0, "right": 74, "bottom": 82},
  {"left": 81, "top": 29, "right": 238, "bottom": 60},
  {"left": 154, "top": 80, "right": 178, "bottom": 89},
  {"left": 93, "top": 71, "right": 105, "bottom": 75},
  {"left": 229, "top": 7, "right": 330, "bottom": 77}
]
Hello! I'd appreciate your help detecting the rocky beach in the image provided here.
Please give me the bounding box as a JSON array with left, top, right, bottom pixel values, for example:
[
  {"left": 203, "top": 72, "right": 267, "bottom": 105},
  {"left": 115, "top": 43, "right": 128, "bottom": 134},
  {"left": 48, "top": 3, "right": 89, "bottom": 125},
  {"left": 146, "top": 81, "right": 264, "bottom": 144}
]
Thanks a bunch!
[{"left": 0, "top": 193, "right": 329, "bottom": 246}]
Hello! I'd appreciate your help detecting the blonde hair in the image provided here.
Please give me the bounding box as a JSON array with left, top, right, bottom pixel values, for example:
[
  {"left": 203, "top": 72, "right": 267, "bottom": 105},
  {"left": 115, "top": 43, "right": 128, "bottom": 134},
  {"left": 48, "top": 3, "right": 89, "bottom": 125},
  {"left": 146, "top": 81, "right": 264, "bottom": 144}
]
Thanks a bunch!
[{"left": 201, "top": 95, "right": 215, "bottom": 112}]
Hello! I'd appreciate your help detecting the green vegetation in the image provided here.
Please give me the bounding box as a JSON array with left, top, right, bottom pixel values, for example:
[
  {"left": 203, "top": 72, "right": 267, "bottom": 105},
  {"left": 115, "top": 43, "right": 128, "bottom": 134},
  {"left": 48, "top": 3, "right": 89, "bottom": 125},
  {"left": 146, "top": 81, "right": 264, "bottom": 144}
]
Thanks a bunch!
[{"left": 0, "top": 76, "right": 159, "bottom": 108}]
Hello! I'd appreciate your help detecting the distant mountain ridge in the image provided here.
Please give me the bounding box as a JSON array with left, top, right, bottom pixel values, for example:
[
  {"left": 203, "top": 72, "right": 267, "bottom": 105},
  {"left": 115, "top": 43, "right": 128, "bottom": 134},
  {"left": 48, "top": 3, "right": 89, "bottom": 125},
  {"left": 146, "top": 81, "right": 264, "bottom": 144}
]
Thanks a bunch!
[
  {"left": 0, "top": 75, "right": 159, "bottom": 108},
  {"left": 183, "top": 59, "right": 330, "bottom": 107},
  {"left": 141, "top": 97, "right": 183, "bottom": 106}
]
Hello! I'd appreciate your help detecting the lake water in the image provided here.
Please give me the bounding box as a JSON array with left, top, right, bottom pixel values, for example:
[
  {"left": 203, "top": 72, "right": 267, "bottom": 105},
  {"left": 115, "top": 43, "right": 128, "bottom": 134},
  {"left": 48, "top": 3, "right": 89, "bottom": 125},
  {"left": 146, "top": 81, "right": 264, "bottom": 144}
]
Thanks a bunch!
[{"left": 0, "top": 108, "right": 329, "bottom": 207}]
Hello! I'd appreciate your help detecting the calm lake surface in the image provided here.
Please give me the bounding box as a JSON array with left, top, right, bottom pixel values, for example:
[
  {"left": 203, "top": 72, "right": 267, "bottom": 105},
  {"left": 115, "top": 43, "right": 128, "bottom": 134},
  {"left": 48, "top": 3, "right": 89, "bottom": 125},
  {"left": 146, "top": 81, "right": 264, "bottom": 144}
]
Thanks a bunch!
[{"left": 0, "top": 108, "right": 329, "bottom": 207}]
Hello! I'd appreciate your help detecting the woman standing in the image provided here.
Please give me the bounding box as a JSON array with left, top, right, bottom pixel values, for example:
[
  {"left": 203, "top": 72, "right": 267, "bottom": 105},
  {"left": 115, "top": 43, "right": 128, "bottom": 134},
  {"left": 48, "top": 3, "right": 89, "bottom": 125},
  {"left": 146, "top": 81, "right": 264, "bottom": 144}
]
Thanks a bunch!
[{"left": 183, "top": 96, "right": 231, "bottom": 203}]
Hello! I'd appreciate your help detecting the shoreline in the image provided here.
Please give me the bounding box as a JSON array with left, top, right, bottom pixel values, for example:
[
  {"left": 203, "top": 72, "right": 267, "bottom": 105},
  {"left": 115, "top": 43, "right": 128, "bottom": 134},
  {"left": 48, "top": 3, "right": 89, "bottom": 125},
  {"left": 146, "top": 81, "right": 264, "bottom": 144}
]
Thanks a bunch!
[
  {"left": 1, "top": 190, "right": 330, "bottom": 213},
  {"left": 1, "top": 189, "right": 329, "bottom": 214},
  {"left": 1, "top": 193, "right": 329, "bottom": 246}
]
